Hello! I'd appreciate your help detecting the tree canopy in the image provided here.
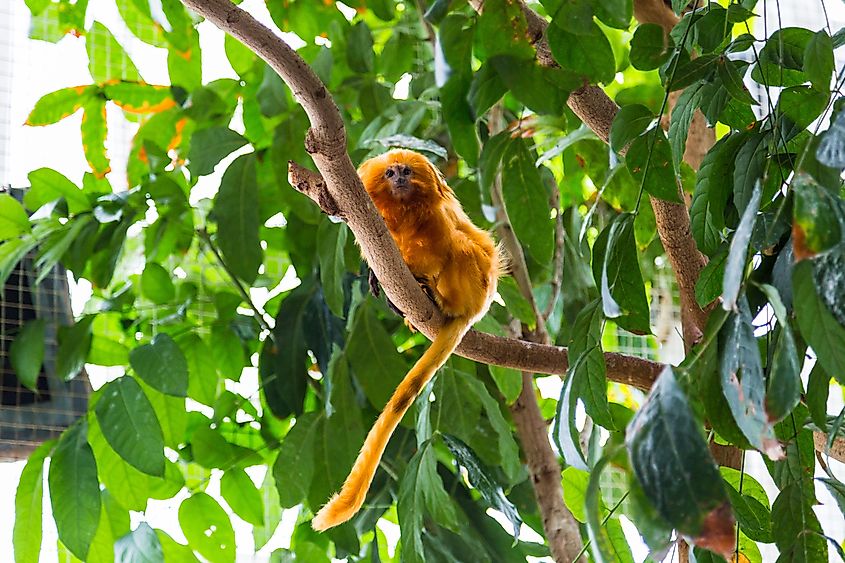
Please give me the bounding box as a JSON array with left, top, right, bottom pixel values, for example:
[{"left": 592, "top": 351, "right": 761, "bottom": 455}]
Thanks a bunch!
[{"left": 6, "top": 0, "right": 845, "bottom": 561}]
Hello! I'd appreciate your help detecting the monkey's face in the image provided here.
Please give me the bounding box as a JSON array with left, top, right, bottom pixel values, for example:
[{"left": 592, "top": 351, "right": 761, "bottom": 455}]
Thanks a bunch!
[{"left": 358, "top": 149, "right": 446, "bottom": 205}]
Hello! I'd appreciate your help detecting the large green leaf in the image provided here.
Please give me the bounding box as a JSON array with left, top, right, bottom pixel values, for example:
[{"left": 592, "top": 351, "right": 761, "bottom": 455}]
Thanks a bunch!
[
  {"left": 273, "top": 412, "right": 321, "bottom": 508},
  {"left": 805, "top": 30, "right": 834, "bottom": 93},
  {"left": 188, "top": 127, "right": 248, "bottom": 178},
  {"left": 690, "top": 133, "right": 745, "bottom": 256},
  {"left": 25, "top": 168, "right": 89, "bottom": 213},
  {"left": 86, "top": 21, "right": 142, "bottom": 82},
  {"left": 94, "top": 376, "right": 165, "bottom": 477},
  {"left": 81, "top": 97, "right": 110, "bottom": 178},
  {"left": 547, "top": 20, "right": 616, "bottom": 84},
  {"left": 625, "top": 127, "right": 681, "bottom": 203},
  {"left": 630, "top": 23, "right": 673, "bottom": 71},
  {"left": 719, "top": 298, "right": 780, "bottom": 457},
  {"left": 129, "top": 333, "right": 189, "bottom": 397},
  {"left": 792, "top": 173, "right": 842, "bottom": 259},
  {"left": 178, "top": 493, "right": 236, "bottom": 563},
  {"left": 794, "top": 260, "right": 845, "bottom": 382},
  {"left": 722, "top": 183, "right": 761, "bottom": 310},
  {"left": 668, "top": 81, "right": 705, "bottom": 174},
  {"left": 10, "top": 319, "right": 45, "bottom": 391},
  {"left": 609, "top": 104, "right": 654, "bottom": 153},
  {"left": 437, "top": 14, "right": 478, "bottom": 166},
  {"left": 771, "top": 483, "right": 827, "bottom": 561},
  {"left": 13, "top": 440, "right": 54, "bottom": 563},
  {"left": 317, "top": 219, "right": 348, "bottom": 318},
  {"left": 593, "top": 214, "right": 651, "bottom": 335},
  {"left": 26, "top": 85, "right": 96, "bottom": 126},
  {"left": 214, "top": 153, "right": 262, "bottom": 284},
  {"left": 0, "top": 195, "right": 32, "bottom": 241},
  {"left": 49, "top": 421, "right": 101, "bottom": 561},
  {"left": 260, "top": 282, "right": 314, "bottom": 418},
  {"left": 221, "top": 468, "right": 264, "bottom": 526},
  {"left": 501, "top": 140, "right": 554, "bottom": 265},
  {"left": 626, "top": 368, "right": 732, "bottom": 539},
  {"left": 397, "top": 440, "right": 460, "bottom": 563},
  {"left": 757, "top": 284, "right": 801, "bottom": 423},
  {"left": 56, "top": 316, "right": 94, "bottom": 381},
  {"left": 813, "top": 244, "right": 845, "bottom": 326},
  {"left": 569, "top": 299, "right": 614, "bottom": 429}
]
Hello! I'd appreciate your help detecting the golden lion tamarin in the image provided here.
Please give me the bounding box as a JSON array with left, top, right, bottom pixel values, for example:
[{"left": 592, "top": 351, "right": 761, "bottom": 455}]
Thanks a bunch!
[{"left": 311, "top": 149, "right": 502, "bottom": 531}]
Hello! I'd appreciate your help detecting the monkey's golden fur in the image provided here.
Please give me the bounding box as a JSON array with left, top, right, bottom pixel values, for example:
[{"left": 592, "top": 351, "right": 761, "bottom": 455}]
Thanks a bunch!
[{"left": 311, "top": 149, "right": 501, "bottom": 531}]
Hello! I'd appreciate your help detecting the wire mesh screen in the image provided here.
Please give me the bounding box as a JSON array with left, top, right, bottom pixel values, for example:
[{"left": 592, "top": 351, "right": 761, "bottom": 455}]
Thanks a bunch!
[{"left": 0, "top": 188, "right": 91, "bottom": 461}]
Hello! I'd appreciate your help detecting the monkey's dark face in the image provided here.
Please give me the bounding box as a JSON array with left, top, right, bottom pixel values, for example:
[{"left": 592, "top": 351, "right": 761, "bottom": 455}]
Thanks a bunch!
[{"left": 358, "top": 149, "right": 447, "bottom": 206}]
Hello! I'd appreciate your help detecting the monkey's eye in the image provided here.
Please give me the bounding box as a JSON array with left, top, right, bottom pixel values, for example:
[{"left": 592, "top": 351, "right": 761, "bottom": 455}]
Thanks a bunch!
[
  {"left": 385, "top": 169, "right": 395, "bottom": 178},
  {"left": 401, "top": 166, "right": 411, "bottom": 176}
]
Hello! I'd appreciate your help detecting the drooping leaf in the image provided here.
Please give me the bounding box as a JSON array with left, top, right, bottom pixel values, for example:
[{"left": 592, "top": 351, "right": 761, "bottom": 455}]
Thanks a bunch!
[
  {"left": 317, "top": 219, "right": 348, "bottom": 318},
  {"left": 13, "top": 440, "right": 54, "bottom": 563},
  {"left": 56, "top": 316, "right": 94, "bottom": 381},
  {"left": 594, "top": 214, "right": 651, "bottom": 334},
  {"left": 627, "top": 368, "right": 733, "bottom": 549},
  {"left": 756, "top": 284, "right": 801, "bottom": 423},
  {"left": 140, "top": 262, "right": 175, "bottom": 304},
  {"left": 609, "top": 104, "right": 654, "bottom": 153},
  {"left": 804, "top": 30, "right": 834, "bottom": 93},
  {"left": 273, "top": 412, "right": 321, "bottom": 508},
  {"left": 213, "top": 154, "right": 262, "bottom": 284},
  {"left": 547, "top": 20, "right": 616, "bottom": 84},
  {"left": 630, "top": 23, "right": 673, "bottom": 71},
  {"left": 722, "top": 183, "right": 761, "bottom": 311},
  {"left": 771, "top": 483, "right": 828, "bottom": 561},
  {"left": 813, "top": 244, "right": 845, "bottom": 326},
  {"left": 10, "top": 319, "right": 46, "bottom": 392},
  {"left": 569, "top": 299, "right": 614, "bottom": 429},
  {"left": 80, "top": 97, "right": 111, "bottom": 178},
  {"left": 129, "top": 333, "right": 189, "bottom": 397},
  {"left": 553, "top": 356, "right": 588, "bottom": 471},
  {"left": 792, "top": 173, "right": 842, "bottom": 260},
  {"left": 49, "top": 421, "right": 101, "bottom": 561},
  {"left": 397, "top": 440, "right": 460, "bottom": 563},
  {"left": 668, "top": 81, "right": 705, "bottom": 174},
  {"left": 793, "top": 260, "right": 845, "bottom": 382},
  {"left": 442, "top": 435, "right": 522, "bottom": 541}
]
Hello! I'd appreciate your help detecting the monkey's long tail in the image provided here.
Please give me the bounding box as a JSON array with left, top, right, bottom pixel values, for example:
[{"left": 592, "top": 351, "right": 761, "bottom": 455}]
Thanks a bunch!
[{"left": 311, "top": 318, "right": 469, "bottom": 531}]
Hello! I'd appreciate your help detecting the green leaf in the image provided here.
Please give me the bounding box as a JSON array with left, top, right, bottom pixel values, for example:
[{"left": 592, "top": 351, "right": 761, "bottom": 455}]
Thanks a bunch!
[
  {"left": 114, "top": 523, "right": 164, "bottom": 563},
  {"left": 777, "top": 86, "right": 830, "bottom": 130},
  {"left": 771, "top": 483, "right": 828, "bottom": 561},
  {"left": 488, "top": 364, "right": 522, "bottom": 404},
  {"left": 317, "top": 219, "right": 348, "bottom": 318},
  {"left": 490, "top": 55, "right": 574, "bottom": 116},
  {"left": 56, "top": 316, "right": 94, "bottom": 381},
  {"left": 584, "top": 450, "right": 621, "bottom": 563},
  {"left": 717, "top": 58, "right": 758, "bottom": 106},
  {"left": 86, "top": 22, "right": 142, "bottom": 82},
  {"left": 751, "top": 27, "right": 813, "bottom": 88},
  {"left": 188, "top": 127, "right": 249, "bottom": 178},
  {"left": 724, "top": 485, "right": 773, "bottom": 544},
  {"left": 14, "top": 439, "right": 54, "bottom": 563},
  {"left": 221, "top": 468, "right": 264, "bottom": 526},
  {"left": 668, "top": 55, "right": 718, "bottom": 92},
  {"left": 626, "top": 368, "right": 730, "bottom": 537},
  {"left": 626, "top": 128, "right": 681, "bottom": 203},
  {"left": 94, "top": 376, "right": 166, "bottom": 477},
  {"left": 570, "top": 299, "right": 614, "bottom": 428},
  {"left": 10, "top": 319, "right": 45, "bottom": 391},
  {"left": 468, "top": 61, "right": 506, "bottom": 117},
  {"left": 25, "top": 168, "right": 89, "bottom": 213},
  {"left": 805, "top": 30, "right": 834, "bottom": 92},
  {"left": 476, "top": 0, "right": 534, "bottom": 59},
  {"left": 691, "top": 133, "right": 746, "bottom": 256},
  {"left": 347, "top": 21, "right": 374, "bottom": 73},
  {"left": 668, "top": 81, "right": 705, "bottom": 174},
  {"left": 806, "top": 365, "right": 830, "bottom": 431},
  {"left": 253, "top": 465, "right": 283, "bottom": 550},
  {"left": 180, "top": 334, "right": 221, "bottom": 406},
  {"left": 562, "top": 466, "right": 590, "bottom": 523},
  {"left": 722, "top": 183, "right": 761, "bottom": 310},
  {"left": 0, "top": 195, "right": 31, "bottom": 241},
  {"left": 80, "top": 98, "right": 111, "bottom": 178},
  {"left": 630, "top": 23, "right": 673, "bottom": 70},
  {"left": 501, "top": 140, "right": 554, "bottom": 265},
  {"left": 273, "top": 412, "right": 320, "bottom": 508},
  {"left": 214, "top": 154, "right": 263, "bottom": 284},
  {"left": 594, "top": 214, "right": 651, "bottom": 335},
  {"left": 547, "top": 21, "right": 616, "bottom": 84},
  {"left": 695, "top": 246, "right": 727, "bottom": 308},
  {"left": 719, "top": 298, "right": 780, "bottom": 457},
  {"left": 261, "top": 282, "right": 315, "bottom": 418},
  {"left": 26, "top": 85, "right": 96, "bottom": 125},
  {"left": 442, "top": 435, "right": 522, "bottom": 540},
  {"left": 224, "top": 33, "right": 256, "bottom": 76},
  {"left": 794, "top": 260, "right": 845, "bottom": 382},
  {"left": 140, "top": 262, "right": 175, "bottom": 304},
  {"left": 129, "top": 333, "right": 189, "bottom": 397},
  {"left": 178, "top": 493, "right": 236, "bottom": 563},
  {"left": 345, "top": 301, "right": 407, "bottom": 409},
  {"left": 594, "top": 0, "right": 631, "bottom": 29},
  {"left": 756, "top": 284, "right": 801, "bottom": 423},
  {"left": 438, "top": 14, "right": 479, "bottom": 165},
  {"left": 397, "top": 440, "right": 460, "bottom": 563},
  {"left": 49, "top": 422, "right": 101, "bottom": 561},
  {"left": 609, "top": 104, "right": 654, "bottom": 153}
]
